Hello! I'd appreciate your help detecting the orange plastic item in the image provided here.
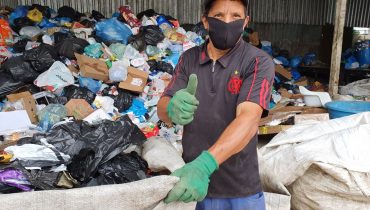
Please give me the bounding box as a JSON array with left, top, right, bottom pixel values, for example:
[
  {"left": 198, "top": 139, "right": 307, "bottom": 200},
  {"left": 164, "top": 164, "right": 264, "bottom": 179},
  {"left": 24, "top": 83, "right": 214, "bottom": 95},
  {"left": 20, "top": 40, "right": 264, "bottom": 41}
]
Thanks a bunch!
[{"left": 0, "top": 19, "right": 13, "bottom": 46}]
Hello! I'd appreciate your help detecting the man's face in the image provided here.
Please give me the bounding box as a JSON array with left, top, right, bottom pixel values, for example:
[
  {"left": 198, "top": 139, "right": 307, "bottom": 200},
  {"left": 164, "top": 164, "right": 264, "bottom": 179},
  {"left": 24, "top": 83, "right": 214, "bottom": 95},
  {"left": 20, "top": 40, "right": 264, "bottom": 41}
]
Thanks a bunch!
[{"left": 203, "top": 0, "right": 249, "bottom": 30}]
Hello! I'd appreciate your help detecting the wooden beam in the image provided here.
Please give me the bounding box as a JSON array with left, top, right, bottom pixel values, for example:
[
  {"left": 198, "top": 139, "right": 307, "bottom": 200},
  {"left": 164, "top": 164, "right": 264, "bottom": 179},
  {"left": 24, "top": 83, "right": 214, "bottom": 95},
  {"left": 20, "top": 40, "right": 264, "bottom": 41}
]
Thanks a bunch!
[{"left": 329, "top": 0, "right": 348, "bottom": 97}]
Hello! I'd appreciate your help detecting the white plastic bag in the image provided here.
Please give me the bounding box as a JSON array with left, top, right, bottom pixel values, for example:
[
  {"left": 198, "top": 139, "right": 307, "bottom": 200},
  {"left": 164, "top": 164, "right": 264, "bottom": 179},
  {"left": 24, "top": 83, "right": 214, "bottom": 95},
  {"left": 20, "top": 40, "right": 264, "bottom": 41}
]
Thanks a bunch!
[
  {"left": 142, "top": 137, "right": 185, "bottom": 173},
  {"left": 109, "top": 61, "right": 128, "bottom": 82},
  {"left": 34, "top": 61, "right": 74, "bottom": 91},
  {"left": 93, "top": 96, "right": 116, "bottom": 114}
]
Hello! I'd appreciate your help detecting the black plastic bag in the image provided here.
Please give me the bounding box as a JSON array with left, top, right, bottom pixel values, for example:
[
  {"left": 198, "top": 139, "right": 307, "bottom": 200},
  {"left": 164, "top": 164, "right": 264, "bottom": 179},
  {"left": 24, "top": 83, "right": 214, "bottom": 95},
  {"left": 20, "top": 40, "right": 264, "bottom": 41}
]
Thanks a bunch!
[
  {"left": 12, "top": 38, "right": 31, "bottom": 53},
  {"left": 40, "top": 115, "right": 146, "bottom": 184},
  {"left": 137, "top": 9, "right": 157, "bottom": 20},
  {"left": 128, "top": 34, "right": 147, "bottom": 52},
  {"left": 102, "top": 88, "right": 135, "bottom": 112},
  {"left": 55, "top": 38, "right": 89, "bottom": 59},
  {"left": 92, "top": 152, "right": 148, "bottom": 186},
  {"left": 12, "top": 17, "right": 35, "bottom": 33},
  {"left": 63, "top": 86, "right": 96, "bottom": 104},
  {"left": 80, "top": 19, "right": 96, "bottom": 28},
  {"left": 140, "top": 25, "right": 165, "bottom": 46},
  {"left": 151, "top": 61, "right": 174, "bottom": 75},
  {"left": 1, "top": 56, "right": 39, "bottom": 83},
  {"left": 53, "top": 31, "right": 74, "bottom": 44},
  {"left": 91, "top": 10, "right": 105, "bottom": 21},
  {"left": 23, "top": 44, "right": 58, "bottom": 73},
  {"left": 192, "top": 22, "right": 208, "bottom": 39},
  {"left": 57, "top": 6, "right": 78, "bottom": 20},
  {"left": 0, "top": 72, "right": 26, "bottom": 98},
  {"left": 147, "top": 59, "right": 157, "bottom": 68},
  {"left": 181, "top": 23, "right": 196, "bottom": 32}
]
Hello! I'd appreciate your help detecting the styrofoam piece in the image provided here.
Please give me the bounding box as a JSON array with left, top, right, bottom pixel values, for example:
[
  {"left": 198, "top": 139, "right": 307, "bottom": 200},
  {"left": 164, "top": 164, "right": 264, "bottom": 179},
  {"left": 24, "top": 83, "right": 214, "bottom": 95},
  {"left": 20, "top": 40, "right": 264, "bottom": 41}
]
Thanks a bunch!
[{"left": 299, "top": 86, "right": 332, "bottom": 107}]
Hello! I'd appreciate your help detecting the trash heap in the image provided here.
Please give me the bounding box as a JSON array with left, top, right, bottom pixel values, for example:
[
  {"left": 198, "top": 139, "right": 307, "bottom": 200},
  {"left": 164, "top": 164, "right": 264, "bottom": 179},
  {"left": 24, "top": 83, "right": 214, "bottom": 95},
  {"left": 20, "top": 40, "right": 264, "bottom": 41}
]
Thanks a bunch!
[
  {"left": 256, "top": 41, "right": 325, "bottom": 109},
  {"left": 0, "top": 5, "right": 207, "bottom": 194},
  {"left": 342, "top": 40, "right": 370, "bottom": 70}
]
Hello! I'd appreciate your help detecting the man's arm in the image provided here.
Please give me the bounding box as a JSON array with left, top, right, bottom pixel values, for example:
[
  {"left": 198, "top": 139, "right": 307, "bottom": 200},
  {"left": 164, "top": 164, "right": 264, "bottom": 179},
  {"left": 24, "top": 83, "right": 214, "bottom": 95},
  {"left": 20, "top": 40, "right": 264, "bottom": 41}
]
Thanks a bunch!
[
  {"left": 209, "top": 101, "right": 263, "bottom": 164},
  {"left": 157, "top": 96, "right": 172, "bottom": 126}
]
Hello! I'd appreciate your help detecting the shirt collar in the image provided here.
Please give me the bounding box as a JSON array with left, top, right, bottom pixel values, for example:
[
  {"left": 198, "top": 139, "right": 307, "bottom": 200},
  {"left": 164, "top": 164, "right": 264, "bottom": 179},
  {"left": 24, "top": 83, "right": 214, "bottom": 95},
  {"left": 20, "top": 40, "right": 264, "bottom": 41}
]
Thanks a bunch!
[{"left": 199, "top": 39, "right": 244, "bottom": 68}]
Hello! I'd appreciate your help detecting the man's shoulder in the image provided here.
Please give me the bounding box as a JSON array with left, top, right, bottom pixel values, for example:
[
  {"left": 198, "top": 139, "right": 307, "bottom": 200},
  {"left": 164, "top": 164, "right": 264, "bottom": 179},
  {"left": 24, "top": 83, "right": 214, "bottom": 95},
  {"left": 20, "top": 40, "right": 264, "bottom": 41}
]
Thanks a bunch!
[
  {"left": 180, "top": 45, "right": 202, "bottom": 60},
  {"left": 241, "top": 42, "right": 272, "bottom": 60}
]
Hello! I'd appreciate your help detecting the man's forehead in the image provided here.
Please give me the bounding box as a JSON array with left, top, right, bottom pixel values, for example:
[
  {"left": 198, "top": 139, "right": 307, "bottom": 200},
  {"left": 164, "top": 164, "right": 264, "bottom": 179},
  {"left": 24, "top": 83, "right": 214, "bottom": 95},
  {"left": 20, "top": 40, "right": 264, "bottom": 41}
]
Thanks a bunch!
[{"left": 208, "top": 0, "right": 247, "bottom": 14}]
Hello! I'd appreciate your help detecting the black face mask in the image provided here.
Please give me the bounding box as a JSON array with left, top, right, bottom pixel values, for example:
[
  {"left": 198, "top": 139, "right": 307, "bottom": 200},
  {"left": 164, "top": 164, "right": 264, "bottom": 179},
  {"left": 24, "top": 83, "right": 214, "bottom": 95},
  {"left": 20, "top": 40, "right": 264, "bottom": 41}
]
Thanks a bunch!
[{"left": 206, "top": 17, "right": 245, "bottom": 50}]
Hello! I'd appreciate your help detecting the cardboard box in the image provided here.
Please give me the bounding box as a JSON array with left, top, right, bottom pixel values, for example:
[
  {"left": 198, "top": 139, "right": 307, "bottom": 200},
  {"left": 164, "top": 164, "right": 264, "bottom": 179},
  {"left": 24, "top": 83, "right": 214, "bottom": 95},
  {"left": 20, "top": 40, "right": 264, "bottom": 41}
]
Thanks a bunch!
[
  {"left": 119, "top": 67, "right": 149, "bottom": 93},
  {"left": 295, "top": 77, "right": 309, "bottom": 86},
  {"left": 7, "top": 91, "right": 38, "bottom": 123},
  {"left": 258, "top": 125, "right": 292, "bottom": 135},
  {"left": 75, "top": 53, "right": 109, "bottom": 81},
  {"left": 65, "top": 99, "right": 94, "bottom": 120},
  {"left": 275, "top": 64, "right": 292, "bottom": 80}
]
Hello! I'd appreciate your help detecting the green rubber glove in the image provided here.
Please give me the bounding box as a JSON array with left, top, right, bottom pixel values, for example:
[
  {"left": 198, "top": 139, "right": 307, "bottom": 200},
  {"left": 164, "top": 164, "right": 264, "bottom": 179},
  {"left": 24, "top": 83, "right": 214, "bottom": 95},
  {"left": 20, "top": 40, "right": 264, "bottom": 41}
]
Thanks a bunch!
[
  {"left": 167, "top": 74, "right": 199, "bottom": 125},
  {"left": 164, "top": 151, "right": 219, "bottom": 203}
]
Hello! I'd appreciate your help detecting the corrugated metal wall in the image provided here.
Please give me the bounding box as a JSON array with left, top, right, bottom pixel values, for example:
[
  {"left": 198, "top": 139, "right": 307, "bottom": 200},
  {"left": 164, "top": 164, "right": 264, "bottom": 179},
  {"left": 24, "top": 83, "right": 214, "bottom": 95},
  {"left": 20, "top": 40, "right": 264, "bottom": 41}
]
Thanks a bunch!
[
  {"left": 14, "top": 0, "right": 203, "bottom": 24},
  {"left": 1, "top": 0, "right": 369, "bottom": 27},
  {"left": 248, "top": 0, "right": 370, "bottom": 27}
]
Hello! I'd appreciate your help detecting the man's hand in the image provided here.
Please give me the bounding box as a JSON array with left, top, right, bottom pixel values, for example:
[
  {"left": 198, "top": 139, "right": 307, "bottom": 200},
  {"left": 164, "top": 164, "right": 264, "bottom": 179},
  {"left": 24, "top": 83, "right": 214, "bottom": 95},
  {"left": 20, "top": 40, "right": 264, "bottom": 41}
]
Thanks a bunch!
[
  {"left": 167, "top": 74, "right": 199, "bottom": 125},
  {"left": 164, "top": 151, "right": 218, "bottom": 203}
]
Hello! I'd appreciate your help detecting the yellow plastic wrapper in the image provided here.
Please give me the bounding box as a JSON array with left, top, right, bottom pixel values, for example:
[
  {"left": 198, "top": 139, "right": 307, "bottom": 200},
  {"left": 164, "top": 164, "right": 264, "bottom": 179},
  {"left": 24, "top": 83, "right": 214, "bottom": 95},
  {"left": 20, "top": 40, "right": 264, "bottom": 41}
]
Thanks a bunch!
[
  {"left": 27, "top": 8, "right": 43, "bottom": 23},
  {"left": 0, "top": 151, "right": 13, "bottom": 163}
]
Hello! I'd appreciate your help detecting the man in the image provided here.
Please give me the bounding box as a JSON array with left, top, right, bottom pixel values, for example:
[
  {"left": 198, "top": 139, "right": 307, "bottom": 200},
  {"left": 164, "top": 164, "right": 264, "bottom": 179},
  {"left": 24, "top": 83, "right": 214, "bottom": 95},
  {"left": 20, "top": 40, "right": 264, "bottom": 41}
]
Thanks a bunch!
[{"left": 157, "top": 0, "right": 275, "bottom": 209}]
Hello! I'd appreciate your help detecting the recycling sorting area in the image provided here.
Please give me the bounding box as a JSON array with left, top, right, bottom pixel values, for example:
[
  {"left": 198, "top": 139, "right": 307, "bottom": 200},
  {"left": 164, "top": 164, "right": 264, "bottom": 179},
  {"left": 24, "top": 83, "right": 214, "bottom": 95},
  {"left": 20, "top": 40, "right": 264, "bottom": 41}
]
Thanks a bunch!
[{"left": 0, "top": 2, "right": 370, "bottom": 210}]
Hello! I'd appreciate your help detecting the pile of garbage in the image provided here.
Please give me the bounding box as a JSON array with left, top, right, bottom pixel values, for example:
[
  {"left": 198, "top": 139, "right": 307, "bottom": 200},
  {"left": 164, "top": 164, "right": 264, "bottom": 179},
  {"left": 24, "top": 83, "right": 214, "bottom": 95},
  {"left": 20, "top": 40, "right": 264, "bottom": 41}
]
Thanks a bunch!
[
  {"left": 255, "top": 41, "right": 325, "bottom": 109},
  {"left": 342, "top": 40, "right": 370, "bottom": 70},
  {"left": 0, "top": 4, "right": 206, "bottom": 194}
]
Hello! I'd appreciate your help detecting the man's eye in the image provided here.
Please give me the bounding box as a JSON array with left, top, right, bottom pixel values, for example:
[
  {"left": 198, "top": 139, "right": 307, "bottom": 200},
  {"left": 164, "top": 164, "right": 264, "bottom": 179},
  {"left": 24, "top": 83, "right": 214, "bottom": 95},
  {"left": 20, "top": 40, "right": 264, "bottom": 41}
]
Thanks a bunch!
[{"left": 215, "top": 14, "right": 222, "bottom": 17}]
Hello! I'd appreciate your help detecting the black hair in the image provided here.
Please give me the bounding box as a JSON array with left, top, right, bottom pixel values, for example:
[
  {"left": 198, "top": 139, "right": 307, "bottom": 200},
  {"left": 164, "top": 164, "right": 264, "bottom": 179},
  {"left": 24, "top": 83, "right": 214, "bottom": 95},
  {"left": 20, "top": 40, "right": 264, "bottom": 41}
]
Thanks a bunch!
[{"left": 203, "top": 0, "right": 249, "bottom": 16}]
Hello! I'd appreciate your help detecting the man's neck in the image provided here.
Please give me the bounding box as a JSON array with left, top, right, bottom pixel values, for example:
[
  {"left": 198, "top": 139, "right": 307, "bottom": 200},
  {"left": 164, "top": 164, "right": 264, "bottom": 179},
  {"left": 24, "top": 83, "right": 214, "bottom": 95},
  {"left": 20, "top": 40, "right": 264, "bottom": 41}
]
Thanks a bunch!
[{"left": 207, "top": 41, "right": 231, "bottom": 61}]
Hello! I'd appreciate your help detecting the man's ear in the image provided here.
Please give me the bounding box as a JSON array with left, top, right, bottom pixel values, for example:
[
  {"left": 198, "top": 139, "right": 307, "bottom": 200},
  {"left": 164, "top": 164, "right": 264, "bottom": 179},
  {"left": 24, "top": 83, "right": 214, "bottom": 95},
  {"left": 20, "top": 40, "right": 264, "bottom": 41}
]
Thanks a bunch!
[
  {"left": 202, "top": 16, "right": 209, "bottom": 31},
  {"left": 243, "top": 16, "right": 250, "bottom": 29}
]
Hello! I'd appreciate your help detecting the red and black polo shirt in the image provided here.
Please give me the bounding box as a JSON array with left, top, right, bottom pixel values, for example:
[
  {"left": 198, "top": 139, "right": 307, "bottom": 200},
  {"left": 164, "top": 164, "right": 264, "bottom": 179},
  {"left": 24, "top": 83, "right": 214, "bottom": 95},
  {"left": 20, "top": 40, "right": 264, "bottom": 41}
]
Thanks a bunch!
[{"left": 163, "top": 40, "right": 275, "bottom": 198}]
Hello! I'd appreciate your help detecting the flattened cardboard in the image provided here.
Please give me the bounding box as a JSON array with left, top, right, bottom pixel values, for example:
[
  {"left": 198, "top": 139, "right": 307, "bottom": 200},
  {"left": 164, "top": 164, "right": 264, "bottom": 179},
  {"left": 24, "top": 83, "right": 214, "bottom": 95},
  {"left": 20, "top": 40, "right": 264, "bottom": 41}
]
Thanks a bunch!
[
  {"left": 275, "top": 64, "right": 292, "bottom": 80},
  {"left": 65, "top": 99, "right": 94, "bottom": 120},
  {"left": 7, "top": 91, "right": 38, "bottom": 123},
  {"left": 75, "top": 53, "right": 109, "bottom": 81},
  {"left": 119, "top": 67, "right": 149, "bottom": 93}
]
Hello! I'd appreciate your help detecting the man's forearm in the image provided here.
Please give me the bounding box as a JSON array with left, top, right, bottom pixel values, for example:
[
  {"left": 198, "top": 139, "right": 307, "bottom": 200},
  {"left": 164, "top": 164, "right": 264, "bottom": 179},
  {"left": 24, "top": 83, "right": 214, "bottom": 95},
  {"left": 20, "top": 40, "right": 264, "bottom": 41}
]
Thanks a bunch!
[
  {"left": 208, "top": 113, "right": 260, "bottom": 164},
  {"left": 157, "top": 96, "right": 173, "bottom": 126}
]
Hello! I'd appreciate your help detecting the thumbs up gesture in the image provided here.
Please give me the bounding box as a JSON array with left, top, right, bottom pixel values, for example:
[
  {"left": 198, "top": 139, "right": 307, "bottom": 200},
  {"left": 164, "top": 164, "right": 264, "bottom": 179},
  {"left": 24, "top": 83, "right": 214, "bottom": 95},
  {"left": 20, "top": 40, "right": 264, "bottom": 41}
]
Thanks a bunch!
[{"left": 167, "top": 74, "right": 199, "bottom": 125}]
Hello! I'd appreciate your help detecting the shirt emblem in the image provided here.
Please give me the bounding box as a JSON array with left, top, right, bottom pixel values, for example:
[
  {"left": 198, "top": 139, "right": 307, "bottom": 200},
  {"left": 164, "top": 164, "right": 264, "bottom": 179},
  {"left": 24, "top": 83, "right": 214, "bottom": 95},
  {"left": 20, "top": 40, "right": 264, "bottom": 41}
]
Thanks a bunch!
[{"left": 227, "top": 70, "right": 243, "bottom": 95}]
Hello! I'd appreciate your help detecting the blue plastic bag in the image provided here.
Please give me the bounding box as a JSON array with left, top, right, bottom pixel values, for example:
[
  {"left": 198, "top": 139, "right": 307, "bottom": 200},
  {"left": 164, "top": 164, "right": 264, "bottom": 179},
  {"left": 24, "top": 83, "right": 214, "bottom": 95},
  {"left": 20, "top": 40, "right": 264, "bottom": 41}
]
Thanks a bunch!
[
  {"left": 262, "top": 46, "right": 273, "bottom": 56},
  {"left": 38, "top": 18, "right": 57, "bottom": 28},
  {"left": 291, "top": 69, "right": 301, "bottom": 81},
  {"left": 275, "top": 56, "right": 290, "bottom": 67},
  {"left": 9, "top": 6, "right": 28, "bottom": 26},
  {"left": 95, "top": 18, "right": 133, "bottom": 44},
  {"left": 356, "top": 40, "right": 370, "bottom": 68},
  {"left": 79, "top": 77, "right": 102, "bottom": 93},
  {"left": 290, "top": 56, "right": 302, "bottom": 68},
  {"left": 344, "top": 56, "right": 359, "bottom": 69},
  {"left": 123, "top": 98, "right": 148, "bottom": 120},
  {"left": 164, "top": 52, "right": 181, "bottom": 67},
  {"left": 38, "top": 104, "right": 67, "bottom": 131},
  {"left": 303, "top": 53, "right": 316, "bottom": 66}
]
